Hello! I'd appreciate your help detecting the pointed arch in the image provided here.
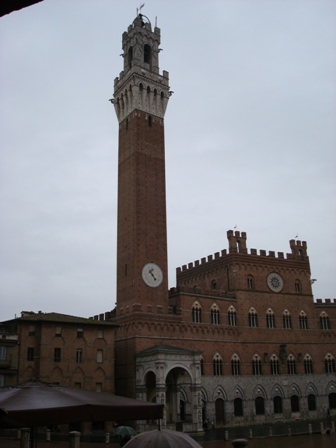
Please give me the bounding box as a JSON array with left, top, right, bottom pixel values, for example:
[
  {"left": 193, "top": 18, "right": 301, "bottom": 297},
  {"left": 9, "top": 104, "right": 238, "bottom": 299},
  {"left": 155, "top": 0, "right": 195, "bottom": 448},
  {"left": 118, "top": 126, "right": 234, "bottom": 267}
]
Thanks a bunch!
[
  {"left": 231, "top": 353, "right": 240, "bottom": 376},
  {"left": 253, "top": 385, "right": 267, "bottom": 399},
  {"left": 266, "top": 308, "right": 275, "bottom": 329},
  {"left": 303, "top": 354, "right": 313, "bottom": 374},
  {"left": 213, "top": 385, "right": 227, "bottom": 401},
  {"left": 248, "top": 307, "right": 258, "bottom": 327},
  {"left": 228, "top": 305, "right": 237, "bottom": 326},
  {"left": 283, "top": 309, "right": 292, "bottom": 329},
  {"left": 252, "top": 354, "right": 262, "bottom": 375},
  {"left": 299, "top": 310, "right": 308, "bottom": 329},
  {"left": 320, "top": 312, "right": 331, "bottom": 330},
  {"left": 270, "top": 354, "right": 279, "bottom": 375},
  {"left": 211, "top": 303, "right": 220, "bottom": 325},
  {"left": 271, "top": 384, "right": 285, "bottom": 398},
  {"left": 325, "top": 353, "right": 335, "bottom": 373},
  {"left": 213, "top": 353, "right": 223, "bottom": 376},
  {"left": 192, "top": 301, "right": 202, "bottom": 323}
]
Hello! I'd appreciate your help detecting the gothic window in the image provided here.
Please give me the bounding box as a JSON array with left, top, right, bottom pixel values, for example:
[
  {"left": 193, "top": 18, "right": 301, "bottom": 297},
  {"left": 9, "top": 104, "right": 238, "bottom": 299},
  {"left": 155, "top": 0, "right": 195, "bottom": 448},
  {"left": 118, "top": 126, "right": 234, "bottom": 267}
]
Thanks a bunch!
[
  {"left": 308, "top": 394, "right": 316, "bottom": 411},
  {"left": 287, "top": 355, "right": 296, "bottom": 374},
  {"left": 211, "top": 304, "right": 220, "bottom": 325},
  {"left": 295, "top": 280, "right": 301, "bottom": 293},
  {"left": 144, "top": 44, "right": 151, "bottom": 64},
  {"left": 76, "top": 349, "right": 83, "bottom": 363},
  {"left": 270, "top": 355, "right": 279, "bottom": 375},
  {"left": 329, "top": 393, "right": 336, "bottom": 409},
  {"left": 325, "top": 354, "right": 335, "bottom": 373},
  {"left": 27, "top": 347, "right": 34, "bottom": 361},
  {"left": 192, "top": 302, "right": 202, "bottom": 323},
  {"left": 252, "top": 354, "right": 262, "bottom": 375},
  {"left": 231, "top": 354, "right": 240, "bottom": 376},
  {"left": 234, "top": 398, "right": 243, "bottom": 417},
  {"left": 0, "top": 346, "right": 6, "bottom": 360},
  {"left": 228, "top": 306, "right": 237, "bottom": 326},
  {"left": 249, "top": 308, "right": 258, "bottom": 328},
  {"left": 255, "top": 397, "right": 265, "bottom": 415},
  {"left": 290, "top": 395, "right": 300, "bottom": 412},
  {"left": 266, "top": 309, "right": 275, "bottom": 329},
  {"left": 320, "top": 312, "right": 330, "bottom": 330},
  {"left": 273, "top": 396, "right": 282, "bottom": 414},
  {"left": 139, "top": 83, "right": 143, "bottom": 91},
  {"left": 304, "top": 354, "right": 313, "bottom": 374},
  {"left": 54, "top": 348, "right": 61, "bottom": 362},
  {"left": 247, "top": 276, "right": 254, "bottom": 289},
  {"left": 213, "top": 354, "right": 223, "bottom": 376},
  {"left": 211, "top": 279, "right": 217, "bottom": 290},
  {"left": 283, "top": 310, "right": 292, "bottom": 329},
  {"left": 97, "top": 349, "right": 103, "bottom": 363},
  {"left": 200, "top": 358, "right": 204, "bottom": 376},
  {"left": 127, "top": 46, "right": 133, "bottom": 69},
  {"left": 299, "top": 311, "right": 308, "bottom": 329}
]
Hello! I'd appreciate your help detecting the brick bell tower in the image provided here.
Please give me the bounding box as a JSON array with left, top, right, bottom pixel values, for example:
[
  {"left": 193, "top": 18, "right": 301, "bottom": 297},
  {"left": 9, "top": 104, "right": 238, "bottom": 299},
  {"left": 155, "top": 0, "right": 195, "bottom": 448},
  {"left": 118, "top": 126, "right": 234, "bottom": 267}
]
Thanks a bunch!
[
  {"left": 113, "top": 13, "right": 170, "bottom": 317},
  {"left": 112, "top": 13, "right": 171, "bottom": 397}
]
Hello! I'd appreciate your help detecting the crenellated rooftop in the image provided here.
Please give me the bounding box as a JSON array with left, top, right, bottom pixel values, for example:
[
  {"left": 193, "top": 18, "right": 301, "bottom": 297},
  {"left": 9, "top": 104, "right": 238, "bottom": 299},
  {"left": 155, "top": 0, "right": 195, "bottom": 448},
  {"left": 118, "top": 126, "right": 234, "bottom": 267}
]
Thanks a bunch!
[
  {"left": 314, "top": 299, "right": 336, "bottom": 307},
  {"left": 177, "top": 230, "right": 309, "bottom": 274}
]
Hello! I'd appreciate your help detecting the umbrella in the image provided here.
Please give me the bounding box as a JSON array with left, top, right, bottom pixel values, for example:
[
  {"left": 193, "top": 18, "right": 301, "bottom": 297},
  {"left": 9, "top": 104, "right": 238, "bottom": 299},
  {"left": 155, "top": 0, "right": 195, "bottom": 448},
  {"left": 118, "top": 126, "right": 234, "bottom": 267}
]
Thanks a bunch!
[
  {"left": 0, "top": 380, "right": 163, "bottom": 429},
  {"left": 114, "top": 426, "right": 137, "bottom": 436},
  {"left": 123, "top": 429, "right": 203, "bottom": 448}
]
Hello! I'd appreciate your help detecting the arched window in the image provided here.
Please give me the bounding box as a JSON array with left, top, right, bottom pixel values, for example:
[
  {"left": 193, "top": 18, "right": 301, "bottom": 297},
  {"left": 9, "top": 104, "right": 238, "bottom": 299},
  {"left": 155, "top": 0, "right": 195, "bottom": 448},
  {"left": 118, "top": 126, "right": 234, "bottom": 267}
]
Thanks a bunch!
[
  {"left": 295, "top": 280, "right": 301, "bottom": 293},
  {"left": 192, "top": 302, "right": 202, "bottom": 323},
  {"left": 252, "top": 354, "right": 262, "bottom": 375},
  {"left": 211, "top": 304, "right": 220, "bottom": 325},
  {"left": 273, "top": 396, "right": 282, "bottom": 414},
  {"left": 255, "top": 397, "right": 265, "bottom": 415},
  {"left": 234, "top": 398, "right": 243, "bottom": 417},
  {"left": 231, "top": 354, "right": 240, "bottom": 376},
  {"left": 127, "top": 46, "right": 133, "bottom": 69},
  {"left": 213, "top": 354, "right": 223, "bottom": 376},
  {"left": 283, "top": 310, "right": 292, "bottom": 329},
  {"left": 287, "top": 355, "right": 296, "bottom": 375},
  {"left": 304, "top": 354, "right": 313, "bottom": 374},
  {"left": 325, "top": 354, "right": 335, "bottom": 373},
  {"left": 266, "top": 309, "right": 275, "bottom": 329},
  {"left": 228, "top": 306, "right": 237, "bottom": 326},
  {"left": 144, "top": 44, "right": 151, "bottom": 64},
  {"left": 249, "top": 308, "right": 258, "bottom": 327},
  {"left": 215, "top": 398, "right": 225, "bottom": 425},
  {"left": 329, "top": 393, "right": 336, "bottom": 409},
  {"left": 320, "top": 312, "right": 330, "bottom": 330},
  {"left": 308, "top": 394, "right": 316, "bottom": 411},
  {"left": 211, "top": 279, "right": 217, "bottom": 290},
  {"left": 247, "top": 275, "right": 254, "bottom": 289},
  {"left": 299, "top": 311, "right": 308, "bottom": 330},
  {"left": 139, "top": 83, "right": 143, "bottom": 91},
  {"left": 290, "top": 395, "right": 300, "bottom": 412},
  {"left": 200, "top": 358, "right": 204, "bottom": 376},
  {"left": 270, "top": 354, "right": 279, "bottom": 375}
]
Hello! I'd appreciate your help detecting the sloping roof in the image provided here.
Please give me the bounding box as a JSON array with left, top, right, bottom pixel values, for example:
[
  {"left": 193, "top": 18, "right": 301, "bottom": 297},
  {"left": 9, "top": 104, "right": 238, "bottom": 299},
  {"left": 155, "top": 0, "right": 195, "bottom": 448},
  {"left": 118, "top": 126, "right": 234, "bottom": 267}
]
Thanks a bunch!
[
  {"left": 0, "top": 0, "right": 44, "bottom": 17},
  {"left": 138, "top": 344, "right": 201, "bottom": 356},
  {"left": 3, "top": 312, "right": 117, "bottom": 327}
]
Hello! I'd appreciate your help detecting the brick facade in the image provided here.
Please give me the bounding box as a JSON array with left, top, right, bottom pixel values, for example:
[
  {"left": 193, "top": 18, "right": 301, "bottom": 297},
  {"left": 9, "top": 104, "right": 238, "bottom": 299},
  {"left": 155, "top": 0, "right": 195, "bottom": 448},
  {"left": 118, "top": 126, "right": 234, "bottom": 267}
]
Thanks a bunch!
[{"left": 111, "top": 13, "right": 336, "bottom": 432}]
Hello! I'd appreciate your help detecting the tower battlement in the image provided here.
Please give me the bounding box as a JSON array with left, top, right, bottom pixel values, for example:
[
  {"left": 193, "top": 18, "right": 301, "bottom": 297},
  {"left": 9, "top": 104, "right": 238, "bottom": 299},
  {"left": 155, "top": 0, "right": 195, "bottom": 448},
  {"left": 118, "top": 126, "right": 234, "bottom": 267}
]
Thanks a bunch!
[
  {"left": 176, "top": 230, "right": 309, "bottom": 274},
  {"left": 315, "top": 299, "right": 336, "bottom": 307}
]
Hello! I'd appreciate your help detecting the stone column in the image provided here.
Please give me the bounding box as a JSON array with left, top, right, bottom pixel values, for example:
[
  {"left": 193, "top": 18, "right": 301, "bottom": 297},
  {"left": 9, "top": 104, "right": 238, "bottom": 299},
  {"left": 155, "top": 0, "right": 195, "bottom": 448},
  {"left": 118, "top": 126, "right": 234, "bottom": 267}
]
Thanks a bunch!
[
  {"left": 69, "top": 431, "right": 81, "bottom": 448},
  {"left": 191, "top": 386, "right": 203, "bottom": 432},
  {"left": 20, "top": 428, "right": 30, "bottom": 448}
]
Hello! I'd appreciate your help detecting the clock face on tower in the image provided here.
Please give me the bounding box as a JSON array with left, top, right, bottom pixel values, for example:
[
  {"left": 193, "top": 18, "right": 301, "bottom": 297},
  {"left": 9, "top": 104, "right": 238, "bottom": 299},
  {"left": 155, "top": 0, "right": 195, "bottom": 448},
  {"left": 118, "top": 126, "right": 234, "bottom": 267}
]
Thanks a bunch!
[
  {"left": 142, "top": 263, "right": 163, "bottom": 288},
  {"left": 267, "top": 272, "right": 284, "bottom": 293}
]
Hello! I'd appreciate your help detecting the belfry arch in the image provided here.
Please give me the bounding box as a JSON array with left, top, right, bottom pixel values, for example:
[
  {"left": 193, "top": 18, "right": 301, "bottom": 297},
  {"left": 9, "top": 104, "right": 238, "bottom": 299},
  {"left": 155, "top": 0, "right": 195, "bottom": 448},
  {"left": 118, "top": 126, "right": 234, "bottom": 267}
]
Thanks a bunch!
[{"left": 135, "top": 345, "right": 203, "bottom": 432}]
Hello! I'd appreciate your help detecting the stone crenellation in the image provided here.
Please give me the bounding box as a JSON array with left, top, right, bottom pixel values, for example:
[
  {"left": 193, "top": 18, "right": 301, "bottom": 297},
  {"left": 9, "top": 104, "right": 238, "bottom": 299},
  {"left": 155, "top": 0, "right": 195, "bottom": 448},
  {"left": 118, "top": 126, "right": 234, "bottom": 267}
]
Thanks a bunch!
[
  {"left": 315, "top": 298, "right": 336, "bottom": 306},
  {"left": 176, "top": 230, "right": 309, "bottom": 274}
]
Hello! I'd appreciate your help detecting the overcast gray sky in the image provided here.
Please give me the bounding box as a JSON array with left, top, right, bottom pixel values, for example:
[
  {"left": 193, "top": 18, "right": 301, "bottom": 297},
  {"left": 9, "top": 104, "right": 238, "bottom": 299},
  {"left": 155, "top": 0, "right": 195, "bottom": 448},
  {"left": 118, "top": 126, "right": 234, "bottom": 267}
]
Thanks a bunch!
[{"left": 1, "top": 0, "right": 335, "bottom": 322}]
